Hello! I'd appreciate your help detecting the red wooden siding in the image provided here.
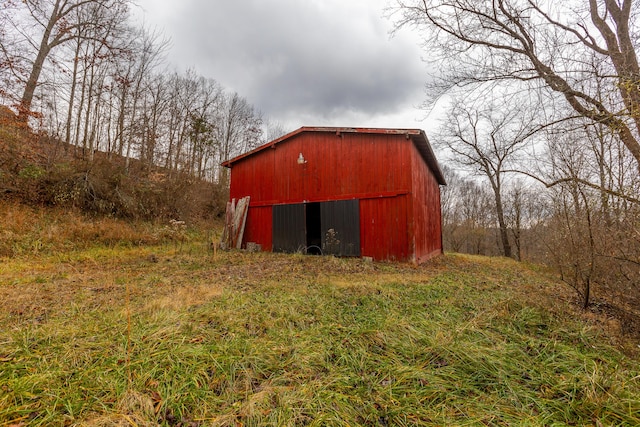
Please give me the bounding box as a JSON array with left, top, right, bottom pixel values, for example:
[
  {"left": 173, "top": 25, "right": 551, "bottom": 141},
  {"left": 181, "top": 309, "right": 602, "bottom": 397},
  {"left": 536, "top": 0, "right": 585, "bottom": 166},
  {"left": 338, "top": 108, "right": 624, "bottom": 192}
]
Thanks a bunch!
[
  {"left": 229, "top": 145, "right": 276, "bottom": 203},
  {"left": 242, "top": 205, "right": 272, "bottom": 251},
  {"left": 229, "top": 132, "right": 413, "bottom": 204},
  {"left": 360, "top": 195, "right": 409, "bottom": 261},
  {"left": 225, "top": 127, "right": 444, "bottom": 263},
  {"left": 409, "top": 141, "right": 443, "bottom": 262}
]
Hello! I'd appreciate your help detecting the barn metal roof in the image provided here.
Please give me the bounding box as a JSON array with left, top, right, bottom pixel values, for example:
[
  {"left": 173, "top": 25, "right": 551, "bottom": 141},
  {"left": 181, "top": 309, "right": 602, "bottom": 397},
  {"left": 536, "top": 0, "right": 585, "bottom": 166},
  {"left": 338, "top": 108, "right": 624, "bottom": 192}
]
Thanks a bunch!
[{"left": 222, "top": 126, "right": 446, "bottom": 185}]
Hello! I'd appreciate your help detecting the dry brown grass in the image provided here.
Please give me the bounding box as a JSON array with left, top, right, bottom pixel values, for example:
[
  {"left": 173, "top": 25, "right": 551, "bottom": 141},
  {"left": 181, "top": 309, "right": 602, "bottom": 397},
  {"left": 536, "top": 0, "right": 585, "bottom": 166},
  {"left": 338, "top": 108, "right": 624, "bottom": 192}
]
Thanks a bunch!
[
  {"left": 78, "top": 391, "right": 157, "bottom": 427},
  {"left": 0, "top": 202, "right": 169, "bottom": 257}
]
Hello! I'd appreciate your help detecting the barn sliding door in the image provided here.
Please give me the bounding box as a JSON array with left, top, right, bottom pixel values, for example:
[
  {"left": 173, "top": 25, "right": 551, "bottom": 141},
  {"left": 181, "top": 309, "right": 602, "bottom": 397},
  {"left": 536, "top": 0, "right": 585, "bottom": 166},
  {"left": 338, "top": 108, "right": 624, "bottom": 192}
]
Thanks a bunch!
[
  {"left": 272, "top": 203, "right": 306, "bottom": 253},
  {"left": 272, "top": 199, "right": 361, "bottom": 256},
  {"left": 321, "top": 199, "right": 361, "bottom": 256}
]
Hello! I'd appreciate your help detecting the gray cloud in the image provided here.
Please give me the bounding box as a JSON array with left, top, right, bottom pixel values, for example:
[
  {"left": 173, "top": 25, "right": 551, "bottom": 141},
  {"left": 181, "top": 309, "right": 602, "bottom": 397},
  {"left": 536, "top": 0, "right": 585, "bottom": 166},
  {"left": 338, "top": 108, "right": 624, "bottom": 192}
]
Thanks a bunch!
[{"left": 139, "top": 0, "right": 429, "bottom": 129}]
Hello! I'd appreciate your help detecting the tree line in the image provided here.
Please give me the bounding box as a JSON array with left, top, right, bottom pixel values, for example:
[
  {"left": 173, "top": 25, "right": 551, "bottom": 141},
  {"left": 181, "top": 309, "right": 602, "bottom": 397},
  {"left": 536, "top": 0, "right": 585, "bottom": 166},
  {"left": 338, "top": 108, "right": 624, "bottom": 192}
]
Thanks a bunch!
[{"left": 0, "top": 0, "right": 266, "bottom": 183}]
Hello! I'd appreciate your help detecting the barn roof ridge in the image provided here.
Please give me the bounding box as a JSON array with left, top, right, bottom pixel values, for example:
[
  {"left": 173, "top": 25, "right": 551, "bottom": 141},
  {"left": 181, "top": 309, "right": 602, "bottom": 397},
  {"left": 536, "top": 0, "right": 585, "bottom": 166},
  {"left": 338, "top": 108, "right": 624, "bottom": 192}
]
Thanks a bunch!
[{"left": 222, "top": 126, "right": 446, "bottom": 185}]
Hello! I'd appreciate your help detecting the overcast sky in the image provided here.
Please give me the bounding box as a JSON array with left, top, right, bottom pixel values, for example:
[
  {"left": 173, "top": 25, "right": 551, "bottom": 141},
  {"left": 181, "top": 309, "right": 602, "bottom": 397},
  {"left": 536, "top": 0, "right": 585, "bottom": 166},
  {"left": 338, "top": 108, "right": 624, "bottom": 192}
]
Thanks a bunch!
[{"left": 134, "top": 0, "right": 440, "bottom": 133}]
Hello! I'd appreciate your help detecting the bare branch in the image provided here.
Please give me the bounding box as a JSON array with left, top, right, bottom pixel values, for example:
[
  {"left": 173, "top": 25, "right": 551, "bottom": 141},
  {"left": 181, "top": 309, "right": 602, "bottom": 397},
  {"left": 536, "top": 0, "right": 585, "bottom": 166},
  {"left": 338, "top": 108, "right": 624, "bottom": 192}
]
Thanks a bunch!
[
  {"left": 505, "top": 169, "right": 640, "bottom": 205},
  {"left": 393, "top": 0, "right": 640, "bottom": 167}
]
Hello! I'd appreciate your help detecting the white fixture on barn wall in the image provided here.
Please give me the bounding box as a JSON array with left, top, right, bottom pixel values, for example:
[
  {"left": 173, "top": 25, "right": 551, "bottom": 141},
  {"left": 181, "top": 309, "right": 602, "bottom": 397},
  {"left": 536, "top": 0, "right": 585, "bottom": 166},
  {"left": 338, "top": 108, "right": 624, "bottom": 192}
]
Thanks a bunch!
[{"left": 297, "top": 152, "right": 307, "bottom": 164}]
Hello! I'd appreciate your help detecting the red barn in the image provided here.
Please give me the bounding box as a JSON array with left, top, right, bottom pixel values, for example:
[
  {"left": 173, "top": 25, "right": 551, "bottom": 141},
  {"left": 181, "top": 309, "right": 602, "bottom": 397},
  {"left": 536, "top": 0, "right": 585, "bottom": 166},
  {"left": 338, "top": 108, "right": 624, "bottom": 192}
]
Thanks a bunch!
[{"left": 222, "top": 126, "right": 446, "bottom": 263}]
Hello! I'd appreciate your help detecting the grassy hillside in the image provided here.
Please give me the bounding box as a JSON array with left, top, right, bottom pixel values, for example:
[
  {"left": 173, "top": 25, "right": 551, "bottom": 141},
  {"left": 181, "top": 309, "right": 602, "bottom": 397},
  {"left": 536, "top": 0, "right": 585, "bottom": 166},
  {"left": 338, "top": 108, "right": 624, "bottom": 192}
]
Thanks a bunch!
[
  {"left": 1, "top": 204, "right": 639, "bottom": 426},
  {"left": 0, "top": 118, "right": 227, "bottom": 223}
]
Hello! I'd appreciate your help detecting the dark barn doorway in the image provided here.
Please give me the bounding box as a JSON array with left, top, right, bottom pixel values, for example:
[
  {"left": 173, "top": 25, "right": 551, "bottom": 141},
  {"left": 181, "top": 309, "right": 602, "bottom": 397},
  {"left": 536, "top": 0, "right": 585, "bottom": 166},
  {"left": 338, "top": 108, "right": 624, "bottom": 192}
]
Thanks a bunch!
[
  {"left": 272, "top": 199, "right": 361, "bottom": 256},
  {"left": 305, "top": 202, "right": 322, "bottom": 254}
]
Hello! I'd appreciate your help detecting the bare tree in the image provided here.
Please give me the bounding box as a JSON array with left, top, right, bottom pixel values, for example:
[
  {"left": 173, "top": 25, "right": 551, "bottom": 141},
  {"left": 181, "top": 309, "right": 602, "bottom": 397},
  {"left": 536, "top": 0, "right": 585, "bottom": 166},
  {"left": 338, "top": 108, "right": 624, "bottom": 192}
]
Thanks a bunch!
[
  {"left": 540, "top": 123, "right": 640, "bottom": 309},
  {"left": 0, "top": 1, "right": 29, "bottom": 106},
  {"left": 458, "top": 180, "right": 495, "bottom": 255},
  {"left": 213, "top": 92, "right": 263, "bottom": 184},
  {"left": 263, "top": 119, "right": 289, "bottom": 142},
  {"left": 165, "top": 69, "right": 202, "bottom": 173},
  {"left": 437, "top": 96, "right": 538, "bottom": 258},
  {"left": 393, "top": 0, "right": 640, "bottom": 168},
  {"left": 138, "top": 73, "right": 170, "bottom": 167},
  {"left": 109, "top": 25, "right": 166, "bottom": 167},
  {"left": 541, "top": 132, "right": 600, "bottom": 308},
  {"left": 439, "top": 165, "right": 463, "bottom": 252},
  {"left": 63, "top": 0, "right": 127, "bottom": 151},
  {"left": 5, "top": 0, "right": 131, "bottom": 122},
  {"left": 441, "top": 166, "right": 496, "bottom": 255},
  {"left": 185, "top": 76, "right": 223, "bottom": 177},
  {"left": 504, "top": 179, "right": 549, "bottom": 261}
]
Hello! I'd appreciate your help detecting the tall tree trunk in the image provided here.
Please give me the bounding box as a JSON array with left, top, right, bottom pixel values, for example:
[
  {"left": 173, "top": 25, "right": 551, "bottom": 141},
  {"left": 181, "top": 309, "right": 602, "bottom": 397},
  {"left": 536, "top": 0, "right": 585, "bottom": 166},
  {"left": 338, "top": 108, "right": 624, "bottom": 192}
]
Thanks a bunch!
[
  {"left": 491, "top": 179, "right": 512, "bottom": 258},
  {"left": 82, "top": 60, "right": 96, "bottom": 159},
  {"left": 74, "top": 55, "right": 89, "bottom": 153},
  {"left": 65, "top": 35, "right": 83, "bottom": 145},
  {"left": 116, "top": 85, "right": 127, "bottom": 156},
  {"left": 18, "top": 0, "right": 61, "bottom": 121}
]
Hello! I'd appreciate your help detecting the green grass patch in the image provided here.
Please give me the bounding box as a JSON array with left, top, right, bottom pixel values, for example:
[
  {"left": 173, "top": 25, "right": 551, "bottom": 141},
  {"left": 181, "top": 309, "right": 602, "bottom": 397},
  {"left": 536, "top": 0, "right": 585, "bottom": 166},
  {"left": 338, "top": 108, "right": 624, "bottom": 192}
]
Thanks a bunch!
[{"left": 1, "top": 247, "right": 638, "bottom": 426}]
